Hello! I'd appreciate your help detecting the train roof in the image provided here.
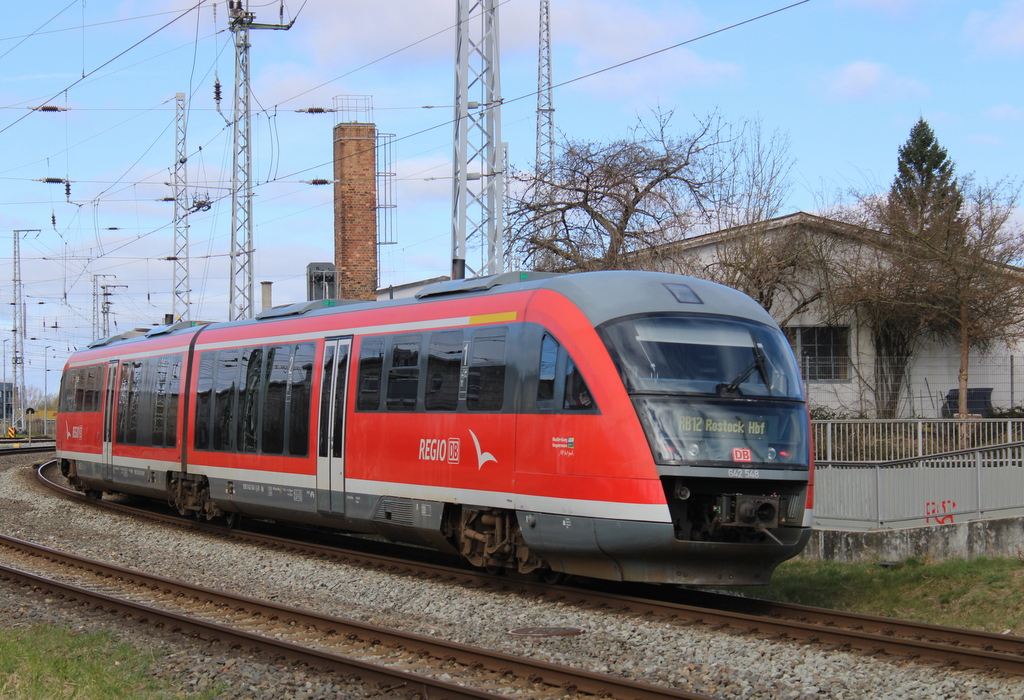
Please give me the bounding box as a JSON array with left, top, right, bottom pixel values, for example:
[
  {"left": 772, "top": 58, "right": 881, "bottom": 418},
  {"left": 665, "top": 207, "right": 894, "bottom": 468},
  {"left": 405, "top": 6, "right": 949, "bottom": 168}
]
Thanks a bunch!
[
  {"left": 82, "top": 270, "right": 777, "bottom": 353},
  {"left": 263, "top": 270, "right": 776, "bottom": 329},
  {"left": 506, "top": 270, "right": 776, "bottom": 328}
]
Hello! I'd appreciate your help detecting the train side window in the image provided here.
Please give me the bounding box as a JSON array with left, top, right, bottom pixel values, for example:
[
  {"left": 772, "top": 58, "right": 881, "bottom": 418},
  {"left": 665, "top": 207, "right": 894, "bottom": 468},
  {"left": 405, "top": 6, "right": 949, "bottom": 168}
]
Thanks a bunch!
[
  {"left": 331, "top": 345, "right": 349, "bottom": 459},
  {"left": 467, "top": 329, "right": 507, "bottom": 412},
  {"left": 318, "top": 344, "right": 336, "bottom": 458},
  {"left": 194, "top": 352, "right": 215, "bottom": 450},
  {"left": 288, "top": 342, "right": 315, "bottom": 457},
  {"left": 115, "top": 362, "right": 130, "bottom": 442},
  {"left": 165, "top": 357, "right": 181, "bottom": 448},
  {"left": 386, "top": 336, "right": 421, "bottom": 411},
  {"left": 426, "top": 330, "right": 463, "bottom": 411},
  {"left": 75, "top": 367, "right": 88, "bottom": 411},
  {"left": 356, "top": 337, "right": 384, "bottom": 410},
  {"left": 563, "top": 355, "right": 595, "bottom": 411},
  {"left": 83, "top": 365, "right": 102, "bottom": 412},
  {"left": 537, "top": 334, "right": 559, "bottom": 409},
  {"left": 60, "top": 368, "right": 77, "bottom": 412},
  {"left": 262, "top": 345, "right": 291, "bottom": 455},
  {"left": 116, "top": 360, "right": 144, "bottom": 445},
  {"left": 213, "top": 349, "right": 241, "bottom": 451},
  {"left": 151, "top": 356, "right": 171, "bottom": 446},
  {"left": 237, "top": 347, "right": 264, "bottom": 453}
]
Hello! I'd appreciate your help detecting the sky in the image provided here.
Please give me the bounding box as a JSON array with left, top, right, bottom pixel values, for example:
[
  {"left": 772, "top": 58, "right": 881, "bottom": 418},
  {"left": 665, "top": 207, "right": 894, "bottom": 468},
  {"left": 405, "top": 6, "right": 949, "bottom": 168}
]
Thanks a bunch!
[{"left": 1, "top": 0, "right": 1022, "bottom": 395}]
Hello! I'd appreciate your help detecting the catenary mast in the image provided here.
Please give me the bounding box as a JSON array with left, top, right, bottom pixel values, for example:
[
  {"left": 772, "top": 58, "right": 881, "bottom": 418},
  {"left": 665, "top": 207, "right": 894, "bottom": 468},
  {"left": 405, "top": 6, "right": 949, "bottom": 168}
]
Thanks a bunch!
[
  {"left": 451, "top": 0, "right": 505, "bottom": 280},
  {"left": 227, "top": 1, "right": 293, "bottom": 320},
  {"left": 536, "top": 0, "right": 555, "bottom": 175},
  {"left": 172, "top": 92, "right": 190, "bottom": 322}
]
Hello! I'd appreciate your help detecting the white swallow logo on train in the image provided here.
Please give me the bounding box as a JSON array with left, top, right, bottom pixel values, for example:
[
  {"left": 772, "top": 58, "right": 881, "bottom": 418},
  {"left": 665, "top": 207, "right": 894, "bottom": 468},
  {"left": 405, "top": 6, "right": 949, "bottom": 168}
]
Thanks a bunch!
[{"left": 469, "top": 429, "right": 496, "bottom": 470}]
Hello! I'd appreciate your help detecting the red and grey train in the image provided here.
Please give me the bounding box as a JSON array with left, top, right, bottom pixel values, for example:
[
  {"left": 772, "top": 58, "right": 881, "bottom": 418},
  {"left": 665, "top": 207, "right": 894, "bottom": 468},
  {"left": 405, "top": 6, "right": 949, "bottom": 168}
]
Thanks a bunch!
[{"left": 56, "top": 270, "right": 813, "bottom": 585}]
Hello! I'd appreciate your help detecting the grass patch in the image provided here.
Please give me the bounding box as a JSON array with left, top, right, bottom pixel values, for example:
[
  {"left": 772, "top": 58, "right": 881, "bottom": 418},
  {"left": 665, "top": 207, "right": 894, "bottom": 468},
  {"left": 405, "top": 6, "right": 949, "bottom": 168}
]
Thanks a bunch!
[
  {"left": 0, "top": 624, "right": 219, "bottom": 699},
  {"left": 743, "top": 556, "right": 1024, "bottom": 634}
]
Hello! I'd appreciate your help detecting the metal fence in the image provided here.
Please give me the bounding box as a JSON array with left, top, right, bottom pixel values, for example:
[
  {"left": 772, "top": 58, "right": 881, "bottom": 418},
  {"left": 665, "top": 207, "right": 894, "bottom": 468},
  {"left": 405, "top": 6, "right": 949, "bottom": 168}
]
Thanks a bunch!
[
  {"left": 803, "top": 354, "right": 1024, "bottom": 419},
  {"left": 812, "top": 418, "right": 1024, "bottom": 463},
  {"left": 813, "top": 441, "right": 1024, "bottom": 530}
]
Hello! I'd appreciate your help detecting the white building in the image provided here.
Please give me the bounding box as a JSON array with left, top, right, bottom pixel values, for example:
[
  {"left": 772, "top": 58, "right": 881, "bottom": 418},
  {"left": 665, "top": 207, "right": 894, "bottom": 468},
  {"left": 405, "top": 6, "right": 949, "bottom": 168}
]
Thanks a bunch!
[{"left": 642, "top": 212, "right": 1024, "bottom": 419}]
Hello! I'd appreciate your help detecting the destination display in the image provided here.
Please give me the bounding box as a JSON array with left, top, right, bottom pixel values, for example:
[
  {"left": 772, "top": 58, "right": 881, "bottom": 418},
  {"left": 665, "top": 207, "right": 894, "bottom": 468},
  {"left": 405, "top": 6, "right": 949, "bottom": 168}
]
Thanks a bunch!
[
  {"left": 636, "top": 397, "right": 808, "bottom": 468},
  {"left": 677, "top": 414, "right": 772, "bottom": 439}
]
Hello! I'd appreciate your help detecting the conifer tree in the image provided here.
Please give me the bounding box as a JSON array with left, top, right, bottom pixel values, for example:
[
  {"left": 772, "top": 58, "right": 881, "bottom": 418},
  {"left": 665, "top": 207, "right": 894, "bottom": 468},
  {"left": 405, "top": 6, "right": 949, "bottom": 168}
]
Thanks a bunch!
[{"left": 887, "top": 118, "right": 964, "bottom": 245}]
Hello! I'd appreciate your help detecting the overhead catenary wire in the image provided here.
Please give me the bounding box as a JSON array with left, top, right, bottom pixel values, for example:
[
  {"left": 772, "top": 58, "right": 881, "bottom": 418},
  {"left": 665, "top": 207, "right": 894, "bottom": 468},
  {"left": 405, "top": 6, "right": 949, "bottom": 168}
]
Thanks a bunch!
[{"left": 0, "top": 0, "right": 816, "bottom": 361}]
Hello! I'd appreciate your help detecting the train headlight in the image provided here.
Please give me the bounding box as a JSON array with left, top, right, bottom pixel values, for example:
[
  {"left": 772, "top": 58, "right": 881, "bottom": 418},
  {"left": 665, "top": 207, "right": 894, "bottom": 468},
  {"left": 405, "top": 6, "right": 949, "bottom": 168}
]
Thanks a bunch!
[
  {"left": 687, "top": 443, "right": 700, "bottom": 457},
  {"left": 767, "top": 447, "right": 777, "bottom": 461}
]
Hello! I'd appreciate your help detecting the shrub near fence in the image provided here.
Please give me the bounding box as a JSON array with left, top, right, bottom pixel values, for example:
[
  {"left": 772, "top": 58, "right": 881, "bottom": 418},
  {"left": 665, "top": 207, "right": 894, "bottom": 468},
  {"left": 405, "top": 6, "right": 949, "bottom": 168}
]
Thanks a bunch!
[{"left": 812, "top": 418, "right": 1024, "bottom": 463}]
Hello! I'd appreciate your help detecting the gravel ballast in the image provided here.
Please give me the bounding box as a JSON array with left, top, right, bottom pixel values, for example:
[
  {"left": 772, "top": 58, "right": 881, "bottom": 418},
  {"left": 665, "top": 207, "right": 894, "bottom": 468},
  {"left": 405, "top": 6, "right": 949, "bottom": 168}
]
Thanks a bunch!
[{"left": 2, "top": 454, "right": 1023, "bottom": 700}]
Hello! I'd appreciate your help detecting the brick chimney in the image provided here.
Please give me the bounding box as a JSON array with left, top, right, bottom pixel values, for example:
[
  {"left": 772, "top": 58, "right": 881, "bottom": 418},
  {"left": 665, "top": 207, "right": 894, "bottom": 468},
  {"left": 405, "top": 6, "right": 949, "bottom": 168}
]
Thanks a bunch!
[{"left": 333, "top": 122, "right": 377, "bottom": 301}]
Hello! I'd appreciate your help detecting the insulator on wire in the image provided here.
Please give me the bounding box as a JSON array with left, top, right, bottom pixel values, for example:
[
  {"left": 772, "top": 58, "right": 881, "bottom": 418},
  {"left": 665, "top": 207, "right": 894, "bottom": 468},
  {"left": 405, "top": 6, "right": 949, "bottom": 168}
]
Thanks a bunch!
[
  {"left": 51, "top": 213, "right": 56, "bottom": 227},
  {"left": 65, "top": 181, "right": 71, "bottom": 199},
  {"left": 214, "top": 78, "right": 223, "bottom": 108}
]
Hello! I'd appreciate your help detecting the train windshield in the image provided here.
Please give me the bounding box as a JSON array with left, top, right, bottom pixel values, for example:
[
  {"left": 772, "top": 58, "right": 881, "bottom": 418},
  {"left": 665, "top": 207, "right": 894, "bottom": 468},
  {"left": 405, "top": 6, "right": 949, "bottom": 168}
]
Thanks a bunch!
[
  {"left": 601, "top": 314, "right": 803, "bottom": 399},
  {"left": 600, "top": 314, "right": 809, "bottom": 468}
]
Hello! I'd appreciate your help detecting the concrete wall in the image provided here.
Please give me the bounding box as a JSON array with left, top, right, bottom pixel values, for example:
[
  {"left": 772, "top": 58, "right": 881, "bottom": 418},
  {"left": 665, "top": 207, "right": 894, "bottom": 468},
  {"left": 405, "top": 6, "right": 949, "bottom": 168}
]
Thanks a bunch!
[{"left": 802, "top": 517, "right": 1024, "bottom": 562}]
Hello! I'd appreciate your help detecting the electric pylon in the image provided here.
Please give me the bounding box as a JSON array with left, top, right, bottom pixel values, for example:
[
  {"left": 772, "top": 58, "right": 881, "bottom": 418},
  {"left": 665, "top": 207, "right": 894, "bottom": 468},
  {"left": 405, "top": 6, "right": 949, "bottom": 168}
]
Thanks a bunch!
[
  {"left": 172, "top": 92, "right": 190, "bottom": 322},
  {"left": 227, "top": 1, "right": 293, "bottom": 320},
  {"left": 536, "top": 0, "right": 555, "bottom": 175},
  {"left": 451, "top": 0, "right": 505, "bottom": 280}
]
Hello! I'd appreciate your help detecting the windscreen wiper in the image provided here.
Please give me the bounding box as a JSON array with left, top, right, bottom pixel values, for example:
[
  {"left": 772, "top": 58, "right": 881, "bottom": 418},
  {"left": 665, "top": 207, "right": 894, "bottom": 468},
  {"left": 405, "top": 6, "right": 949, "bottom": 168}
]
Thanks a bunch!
[{"left": 721, "top": 343, "right": 772, "bottom": 396}]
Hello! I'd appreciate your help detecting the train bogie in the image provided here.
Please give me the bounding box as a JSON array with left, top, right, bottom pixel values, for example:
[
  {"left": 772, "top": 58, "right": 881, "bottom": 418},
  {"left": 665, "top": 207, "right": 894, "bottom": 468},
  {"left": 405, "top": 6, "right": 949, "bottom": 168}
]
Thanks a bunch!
[{"left": 56, "top": 271, "right": 813, "bottom": 585}]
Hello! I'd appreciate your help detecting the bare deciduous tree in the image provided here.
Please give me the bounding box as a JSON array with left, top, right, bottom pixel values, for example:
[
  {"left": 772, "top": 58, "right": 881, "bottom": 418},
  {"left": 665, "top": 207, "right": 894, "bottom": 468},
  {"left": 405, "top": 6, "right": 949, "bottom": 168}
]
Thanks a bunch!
[
  {"left": 827, "top": 119, "right": 1024, "bottom": 420},
  {"left": 506, "top": 110, "right": 730, "bottom": 272}
]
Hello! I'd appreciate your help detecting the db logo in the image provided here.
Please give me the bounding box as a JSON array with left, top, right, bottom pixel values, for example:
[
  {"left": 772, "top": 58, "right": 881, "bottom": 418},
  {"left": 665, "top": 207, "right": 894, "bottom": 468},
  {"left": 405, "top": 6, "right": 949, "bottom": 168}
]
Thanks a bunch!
[{"left": 732, "top": 447, "right": 753, "bottom": 462}]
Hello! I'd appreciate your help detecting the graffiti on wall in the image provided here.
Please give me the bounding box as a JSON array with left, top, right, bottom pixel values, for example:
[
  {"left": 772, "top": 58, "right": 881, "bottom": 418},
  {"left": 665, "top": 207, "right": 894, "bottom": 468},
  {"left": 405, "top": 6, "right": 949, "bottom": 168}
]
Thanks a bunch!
[{"left": 925, "top": 500, "right": 957, "bottom": 525}]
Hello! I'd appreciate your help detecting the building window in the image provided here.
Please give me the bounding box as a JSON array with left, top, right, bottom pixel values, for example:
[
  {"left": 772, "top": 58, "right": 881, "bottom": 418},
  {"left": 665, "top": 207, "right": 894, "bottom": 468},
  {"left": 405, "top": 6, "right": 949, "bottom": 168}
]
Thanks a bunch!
[{"left": 785, "top": 326, "right": 849, "bottom": 381}]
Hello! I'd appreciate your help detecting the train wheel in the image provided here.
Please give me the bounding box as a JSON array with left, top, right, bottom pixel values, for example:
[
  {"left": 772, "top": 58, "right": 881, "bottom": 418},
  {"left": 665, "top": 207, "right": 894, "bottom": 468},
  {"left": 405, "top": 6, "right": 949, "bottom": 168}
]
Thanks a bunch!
[
  {"left": 538, "top": 569, "right": 564, "bottom": 585},
  {"left": 84, "top": 489, "right": 103, "bottom": 500},
  {"left": 224, "top": 512, "right": 239, "bottom": 529}
]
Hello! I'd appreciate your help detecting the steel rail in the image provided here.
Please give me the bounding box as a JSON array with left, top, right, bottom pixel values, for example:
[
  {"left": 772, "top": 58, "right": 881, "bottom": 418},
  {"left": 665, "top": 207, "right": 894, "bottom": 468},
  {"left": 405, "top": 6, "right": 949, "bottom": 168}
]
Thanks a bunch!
[
  {"left": 34, "top": 460, "right": 1024, "bottom": 677},
  {"left": 0, "top": 532, "right": 715, "bottom": 700}
]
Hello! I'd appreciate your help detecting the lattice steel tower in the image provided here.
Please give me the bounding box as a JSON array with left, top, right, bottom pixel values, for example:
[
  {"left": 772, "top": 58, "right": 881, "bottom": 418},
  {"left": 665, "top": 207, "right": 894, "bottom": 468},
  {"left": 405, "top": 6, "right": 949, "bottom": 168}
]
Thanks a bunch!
[
  {"left": 536, "top": 0, "right": 555, "bottom": 175},
  {"left": 172, "top": 92, "right": 190, "bottom": 321},
  {"left": 227, "top": 1, "right": 292, "bottom": 320},
  {"left": 11, "top": 230, "right": 34, "bottom": 430},
  {"left": 451, "top": 0, "right": 505, "bottom": 280}
]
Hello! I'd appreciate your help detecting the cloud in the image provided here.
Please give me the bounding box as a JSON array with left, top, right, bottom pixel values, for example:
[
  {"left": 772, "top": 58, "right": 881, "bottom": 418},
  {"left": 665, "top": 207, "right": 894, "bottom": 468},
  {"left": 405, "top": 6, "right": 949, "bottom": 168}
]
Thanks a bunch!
[
  {"left": 821, "top": 61, "right": 929, "bottom": 102},
  {"left": 984, "top": 103, "right": 1024, "bottom": 123},
  {"left": 296, "top": 1, "right": 455, "bottom": 68},
  {"left": 549, "top": 0, "right": 740, "bottom": 102},
  {"left": 966, "top": 1, "right": 1024, "bottom": 54}
]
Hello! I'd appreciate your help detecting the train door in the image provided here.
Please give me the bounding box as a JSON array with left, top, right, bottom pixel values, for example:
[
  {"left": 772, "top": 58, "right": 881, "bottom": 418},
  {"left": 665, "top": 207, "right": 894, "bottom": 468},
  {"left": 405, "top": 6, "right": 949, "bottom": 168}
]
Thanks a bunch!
[
  {"left": 101, "top": 359, "right": 118, "bottom": 482},
  {"left": 316, "top": 337, "right": 351, "bottom": 514}
]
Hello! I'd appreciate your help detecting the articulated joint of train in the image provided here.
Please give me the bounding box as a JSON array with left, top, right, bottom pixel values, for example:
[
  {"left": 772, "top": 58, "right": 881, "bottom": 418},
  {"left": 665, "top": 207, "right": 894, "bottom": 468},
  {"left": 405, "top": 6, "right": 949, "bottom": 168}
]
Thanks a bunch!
[{"left": 169, "top": 473, "right": 224, "bottom": 521}]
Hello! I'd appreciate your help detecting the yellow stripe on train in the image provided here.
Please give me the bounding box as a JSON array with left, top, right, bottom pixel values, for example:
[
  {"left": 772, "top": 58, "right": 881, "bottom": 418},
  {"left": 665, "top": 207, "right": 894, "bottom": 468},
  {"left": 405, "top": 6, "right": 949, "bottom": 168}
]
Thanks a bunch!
[{"left": 469, "top": 311, "right": 517, "bottom": 325}]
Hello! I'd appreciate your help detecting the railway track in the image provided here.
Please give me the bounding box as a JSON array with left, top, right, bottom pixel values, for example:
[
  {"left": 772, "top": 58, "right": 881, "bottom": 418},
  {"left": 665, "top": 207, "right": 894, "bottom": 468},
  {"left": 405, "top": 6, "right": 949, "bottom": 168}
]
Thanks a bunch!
[
  {"left": 0, "top": 441, "right": 56, "bottom": 454},
  {"left": 33, "top": 459, "right": 1024, "bottom": 680},
  {"left": 0, "top": 531, "right": 713, "bottom": 700}
]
